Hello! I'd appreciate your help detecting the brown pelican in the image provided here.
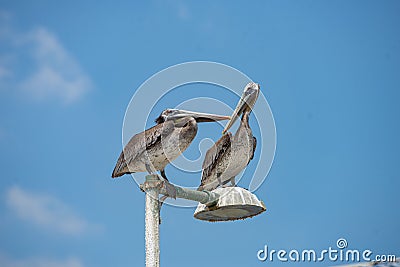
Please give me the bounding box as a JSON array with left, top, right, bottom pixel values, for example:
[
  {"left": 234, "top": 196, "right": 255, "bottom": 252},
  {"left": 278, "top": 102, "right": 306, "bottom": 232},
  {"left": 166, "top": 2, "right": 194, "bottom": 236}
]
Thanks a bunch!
[
  {"left": 112, "top": 109, "right": 230, "bottom": 197},
  {"left": 198, "top": 82, "right": 259, "bottom": 191}
]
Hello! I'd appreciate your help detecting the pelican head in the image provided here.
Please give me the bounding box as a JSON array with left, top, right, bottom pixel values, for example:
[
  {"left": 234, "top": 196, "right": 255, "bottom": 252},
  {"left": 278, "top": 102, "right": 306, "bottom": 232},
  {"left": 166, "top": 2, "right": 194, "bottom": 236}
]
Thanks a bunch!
[
  {"left": 155, "top": 109, "right": 230, "bottom": 124},
  {"left": 222, "top": 82, "right": 260, "bottom": 134}
]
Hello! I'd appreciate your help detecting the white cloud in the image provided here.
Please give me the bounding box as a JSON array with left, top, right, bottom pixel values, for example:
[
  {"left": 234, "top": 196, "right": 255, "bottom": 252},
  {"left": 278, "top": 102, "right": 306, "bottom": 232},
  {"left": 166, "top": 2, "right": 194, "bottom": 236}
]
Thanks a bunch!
[
  {"left": 0, "top": 12, "right": 92, "bottom": 104},
  {"left": 18, "top": 28, "right": 92, "bottom": 103},
  {"left": 5, "top": 186, "right": 99, "bottom": 235},
  {"left": 0, "top": 254, "right": 84, "bottom": 267}
]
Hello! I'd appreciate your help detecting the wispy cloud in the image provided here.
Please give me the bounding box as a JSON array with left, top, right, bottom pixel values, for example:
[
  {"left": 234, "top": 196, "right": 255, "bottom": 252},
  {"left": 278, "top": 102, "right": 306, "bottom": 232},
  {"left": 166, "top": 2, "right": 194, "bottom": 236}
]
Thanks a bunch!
[
  {"left": 5, "top": 186, "right": 100, "bottom": 235},
  {"left": 0, "top": 11, "right": 92, "bottom": 104},
  {"left": 19, "top": 28, "right": 92, "bottom": 103},
  {"left": 0, "top": 254, "right": 84, "bottom": 267}
]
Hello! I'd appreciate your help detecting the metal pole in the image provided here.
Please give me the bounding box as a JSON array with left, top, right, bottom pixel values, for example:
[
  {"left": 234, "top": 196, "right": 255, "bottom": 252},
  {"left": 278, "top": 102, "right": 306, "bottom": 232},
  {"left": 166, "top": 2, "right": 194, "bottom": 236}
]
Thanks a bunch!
[
  {"left": 158, "top": 182, "right": 220, "bottom": 206},
  {"left": 140, "top": 174, "right": 220, "bottom": 267},
  {"left": 143, "top": 175, "right": 162, "bottom": 267}
]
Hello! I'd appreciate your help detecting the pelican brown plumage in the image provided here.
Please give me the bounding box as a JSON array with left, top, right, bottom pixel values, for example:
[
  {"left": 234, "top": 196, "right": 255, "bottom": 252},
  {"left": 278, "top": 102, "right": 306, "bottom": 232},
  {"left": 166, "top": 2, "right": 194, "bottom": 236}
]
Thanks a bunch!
[
  {"left": 198, "top": 82, "right": 260, "bottom": 191},
  {"left": 112, "top": 109, "right": 230, "bottom": 197}
]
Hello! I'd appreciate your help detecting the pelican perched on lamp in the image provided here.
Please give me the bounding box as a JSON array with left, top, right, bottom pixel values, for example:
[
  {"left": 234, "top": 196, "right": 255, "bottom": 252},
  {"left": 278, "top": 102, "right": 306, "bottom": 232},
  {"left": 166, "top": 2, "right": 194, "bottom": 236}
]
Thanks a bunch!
[
  {"left": 198, "top": 82, "right": 259, "bottom": 191},
  {"left": 112, "top": 109, "right": 230, "bottom": 197}
]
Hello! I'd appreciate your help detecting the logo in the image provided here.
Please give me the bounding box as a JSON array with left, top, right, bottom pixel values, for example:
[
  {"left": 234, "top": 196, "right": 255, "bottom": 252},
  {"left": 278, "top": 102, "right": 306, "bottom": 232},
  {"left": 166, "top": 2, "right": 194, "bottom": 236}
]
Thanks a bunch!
[
  {"left": 121, "top": 61, "right": 276, "bottom": 207},
  {"left": 257, "top": 238, "right": 397, "bottom": 264}
]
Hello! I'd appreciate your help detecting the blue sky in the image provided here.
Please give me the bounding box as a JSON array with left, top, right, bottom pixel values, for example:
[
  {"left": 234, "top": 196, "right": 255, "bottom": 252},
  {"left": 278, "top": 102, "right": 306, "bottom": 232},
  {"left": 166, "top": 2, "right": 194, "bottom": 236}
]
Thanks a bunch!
[{"left": 0, "top": 1, "right": 399, "bottom": 267}]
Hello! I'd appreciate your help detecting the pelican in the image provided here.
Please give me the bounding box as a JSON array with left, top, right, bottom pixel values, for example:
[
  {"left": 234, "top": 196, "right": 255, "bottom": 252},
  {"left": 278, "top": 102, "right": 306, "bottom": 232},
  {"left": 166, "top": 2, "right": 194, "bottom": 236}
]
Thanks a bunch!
[
  {"left": 198, "top": 82, "right": 259, "bottom": 191},
  {"left": 112, "top": 109, "right": 230, "bottom": 197}
]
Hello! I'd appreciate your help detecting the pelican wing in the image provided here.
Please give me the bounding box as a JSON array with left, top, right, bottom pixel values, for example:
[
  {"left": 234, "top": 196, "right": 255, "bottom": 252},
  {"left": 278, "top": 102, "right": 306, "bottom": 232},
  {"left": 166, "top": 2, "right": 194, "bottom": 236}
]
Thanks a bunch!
[
  {"left": 199, "top": 132, "right": 232, "bottom": 188},
  {"left": 112, "top": 121, "right": 175, "bottom": 177}
]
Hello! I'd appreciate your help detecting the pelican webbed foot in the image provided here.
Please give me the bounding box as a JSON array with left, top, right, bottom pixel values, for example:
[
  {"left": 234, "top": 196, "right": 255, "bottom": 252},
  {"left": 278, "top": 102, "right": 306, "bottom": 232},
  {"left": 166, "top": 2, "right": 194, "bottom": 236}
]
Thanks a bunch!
[
  {"left": 163, "top": 181, "right": 177, "bottom": 199},
  {"left": 160, "top": 169, "right": 177, "bottom": 199}
]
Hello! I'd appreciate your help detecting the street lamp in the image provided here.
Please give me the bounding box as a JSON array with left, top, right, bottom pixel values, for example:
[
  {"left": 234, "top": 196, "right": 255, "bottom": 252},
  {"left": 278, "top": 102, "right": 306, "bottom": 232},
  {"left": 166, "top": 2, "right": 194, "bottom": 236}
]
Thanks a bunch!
[{"left": 140, "top": 174, "right": 266, "bottom": 267}]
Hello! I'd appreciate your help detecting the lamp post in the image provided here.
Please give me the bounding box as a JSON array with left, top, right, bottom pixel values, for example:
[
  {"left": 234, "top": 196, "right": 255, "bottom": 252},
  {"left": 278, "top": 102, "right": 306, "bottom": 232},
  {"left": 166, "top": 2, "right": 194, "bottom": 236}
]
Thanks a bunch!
[
  {"left": 141, "top": 175, "right": 162, "bottom": 267},
  {"left": 140, "top": 174, "right": 266, "bottom": 267}
]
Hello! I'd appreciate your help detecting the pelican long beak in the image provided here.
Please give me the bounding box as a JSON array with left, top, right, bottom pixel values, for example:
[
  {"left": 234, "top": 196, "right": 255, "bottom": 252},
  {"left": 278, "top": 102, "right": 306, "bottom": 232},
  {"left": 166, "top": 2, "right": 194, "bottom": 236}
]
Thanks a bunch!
[
  {"left": 222, "top": 83, "right": 260, "bottom": 134},
  {"left": 222, "top": 97, "right": 246, "bottom": 134},
  {"left": 172, "top": 110, "right": 230, "bottom": 122}
]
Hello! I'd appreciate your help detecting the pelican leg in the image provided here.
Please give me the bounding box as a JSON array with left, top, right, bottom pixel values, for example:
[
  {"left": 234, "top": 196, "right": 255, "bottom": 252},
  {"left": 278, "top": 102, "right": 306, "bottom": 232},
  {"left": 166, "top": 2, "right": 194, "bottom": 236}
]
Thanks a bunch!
[
  {"left": 145, "top": 163, "right": 157, "bottom": 174},
  {"left": 160, "top": 169, "right": 177, "bottom": 199},
  {"left": 217, "top": 175, "right": 224, "bottom": 188},
  {"left": 157, "top": 170, "right": 176, "bottom": 224},
  {"left": 230, "top": 177, "right": 236, "bottom": 187},
  {"left": 160, "top": 169, "right": 168, "bottom": 180}
]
